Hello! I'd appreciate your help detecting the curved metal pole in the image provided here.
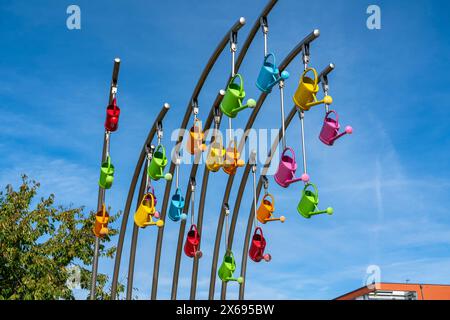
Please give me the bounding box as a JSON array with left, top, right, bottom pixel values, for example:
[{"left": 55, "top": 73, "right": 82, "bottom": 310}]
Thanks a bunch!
[
  {"left": 190, "top": 0, "right": 279, "bottom": 300},
  {"left": 111, "top": 102, "right": 170, "bottom": 299},
  {"left": 91, "top": 58, "right": 120, "bottom": 300},
  {"left": 150, "top": 17, "right": 247, "bottom": 300},
  {"left": 238, "top": 64, "right": 335, "bottom": 300},
  {"left": 209, "top": 29, "right": 321, "bottom": 300}
]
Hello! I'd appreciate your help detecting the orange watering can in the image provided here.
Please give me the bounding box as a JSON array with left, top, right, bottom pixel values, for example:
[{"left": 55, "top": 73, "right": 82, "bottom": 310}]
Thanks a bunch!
[
  {"left": 187, "top": 119, "right": 207, "bottom": 155},
  {"left": 256, "top": 194, "right": 286, "bottom": 224},
  {"left": 223, "top": 141, "right": 245, "bottom": 175},
  {"left": 134, "top": 193, "right": 164, "bottom": 228},
  {"left": 293, "top": 68, "right": 333, "bottom": 111},
  {"left": 93, "top": 204, "right": 109, "bottom": 238}
]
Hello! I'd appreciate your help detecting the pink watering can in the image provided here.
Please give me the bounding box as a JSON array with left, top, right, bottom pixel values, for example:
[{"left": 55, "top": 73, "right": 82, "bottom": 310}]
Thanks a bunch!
[
  {"left": 274, "top": 147, "right": 309, "bottom": 188},
  {"left": 319, "top": 110, "right": 353, "bottom": 146}
]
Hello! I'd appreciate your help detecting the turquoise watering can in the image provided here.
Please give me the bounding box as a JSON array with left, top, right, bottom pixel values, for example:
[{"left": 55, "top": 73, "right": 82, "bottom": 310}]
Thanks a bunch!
[
  {"left": 297, "top": 183, "right": 333, "bottom": 219},
  {"left": 220, "top": 74, "right": 256, "bottom": 118},
  {"left": 256, "top": 53, "right": 289, "bottom": 93},
  {"left": 99, "top": 156, "right": 114, "bottom": 189},
  {"left": 148, "top": 144, "right": 172, "bottom": 181},
  {"left": 168, "top": 188, "right": 187, "bottom": 222}
]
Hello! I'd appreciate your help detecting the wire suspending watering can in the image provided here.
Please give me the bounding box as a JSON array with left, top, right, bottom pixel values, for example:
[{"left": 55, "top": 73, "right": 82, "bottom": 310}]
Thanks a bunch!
[
  {"left": 256, "top": 53, "right": 289, "bottom": 93},
  {"left": 293, "top": 67, "right": 333, "bottom": 111},
  {"left": 220, "top": 74, "right": 256, "bottom": 118},
  {"left": 297, "top": 183, "right": 333, "bottom": 219}
]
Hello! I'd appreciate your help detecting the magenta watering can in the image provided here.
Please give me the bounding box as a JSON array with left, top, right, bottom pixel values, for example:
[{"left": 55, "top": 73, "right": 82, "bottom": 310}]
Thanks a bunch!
[
  {"left": 274, "top": 147, "right": 309, "bottom": 188},
  {"left": 319, "top": 110, "right": 353, "bottom": 146}
]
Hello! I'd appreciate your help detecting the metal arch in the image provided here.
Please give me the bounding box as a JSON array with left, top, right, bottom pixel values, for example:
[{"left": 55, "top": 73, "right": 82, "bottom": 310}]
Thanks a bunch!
[
  {"left": 209, "top": 30, "right": 321, "bottom": 300},
  {"left": 149, "top": 16, "right": 247, "bottom": 300},
  {"left": 110, "top": 102, "right": 170, "bottom": 299},
  {"left": 237, "top": 64, "right": 335, "bottom": 300},
  {"left": 190, "top": 0, "right": 279, "bottom": 300},
  {"left": 169, "top": 0, "right": 279, "bottom": 300},
  {"left": 91, "top": 58, "right": 120, "bottom": 300}
]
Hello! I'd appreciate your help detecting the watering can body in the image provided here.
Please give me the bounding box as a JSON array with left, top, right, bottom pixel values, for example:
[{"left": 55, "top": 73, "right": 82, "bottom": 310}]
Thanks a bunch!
[
  {"left": 187, "top": 119, "right": 207, "bottom": 155},
  {"left": 293, "top": 68, "right": 332, "bottom": 111},
  {"left": 256, "top": 53, "right": 289, "bottom": 93},
  {"left": 274, "top": 147, "right": 305, "bottom": 188},
  {"left": 218, "top": 251, "right": 243, "bottom": 283},
  {"left": 319, "top": 110, "right": 353, "bottom": 146},
  {"left": 134, "top": 193, "right": 164, "bottom": 228},
  {"left": 105, "top": 99, "right": 121, "bottom": 132},
  {"left": 206, "top": 141, "right": 226, "bottom": 172},
  {"left": 184, "top": 224, "right": 202, "bottom": 258},
  {"left": 148, "top": 145, "right": 169, "bottom": 181},
  {"left": 99, "top": 156, "right": 115, "bottom": 189},
  {"left": 220, "top": 74, "right": 256, "bottom": 118},
  {"left": 168, "top": 188, "right": 186, "bottom": 222},
  {"left": 93, "top": 207, "right": 109, "bottom": 238},
  {"left": 223, "top": 144, "right": 245, "bottom": 175},
  {"left": 249, "top": 227, "right": 271, "bottom": 263}
]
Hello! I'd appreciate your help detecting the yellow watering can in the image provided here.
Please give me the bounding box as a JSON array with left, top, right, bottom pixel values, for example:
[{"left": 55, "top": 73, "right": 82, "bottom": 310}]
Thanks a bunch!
[
  {"left": 206, "top": 138, "right": 226, "bottom": 172},
  {"left": 134, "top": 193, "right": 164, "bottom": 228},
  {"left": 293, "top": 68, "right": 333, "bottom": 111},
  {"left": 93, "top": 204, "right": 109, "bottom": 238},
  {"left": 222, "top": 141, "right": 245, "bottom": 175}
]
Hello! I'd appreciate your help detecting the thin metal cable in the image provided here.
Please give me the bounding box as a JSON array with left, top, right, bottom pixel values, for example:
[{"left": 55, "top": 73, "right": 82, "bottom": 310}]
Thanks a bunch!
[{"left": 279, "top": 81, "right": 286, "bottom": 150}]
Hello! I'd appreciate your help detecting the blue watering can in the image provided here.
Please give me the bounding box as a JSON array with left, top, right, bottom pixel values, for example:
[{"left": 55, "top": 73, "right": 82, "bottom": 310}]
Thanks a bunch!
[
  {"left": 168, "top": 188, "right": 187, "bottom": 222},
  {"left": 256, "top": 53, "right": 289, "bottom": 93}
]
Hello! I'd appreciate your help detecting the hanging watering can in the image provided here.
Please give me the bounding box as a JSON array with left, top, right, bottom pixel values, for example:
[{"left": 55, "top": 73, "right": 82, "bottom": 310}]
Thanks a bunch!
[
  {"left": 93, "top": 204, "right": 109, "bottom": 238},
  {"left": 249, "top": 227, "right": 271, "bottom": 263},
  {"left": 184, "top": 224, "right": 203, "bottom": 258},
  {"left": 256, "top": 53, "right": 290, "bottom": 93},
  {"left": 220, "top": 74, "right": 256, "bottom": 118},
  {"left": 105, "top": 98, "right": 121, "bottom": 132},
  {"left": 187, "top": 119, "right": 207, "bottom": 155},
  {"left": 222, "top": 142, "right": 245, "bottom": 176},
  {"left": 148, "top": 144, "right": 173, "bottom": 181},
  {"left": 274, "top": 147, "right": 309, "bottom": 188},
  {"left": 168, "top": 188, "right": 187, "bottom": 222},
  {"left": 297, "top": 183, "right": 333, "bottom": 219},
  {"left": 99, "top": 156, "right": 115, "bottom": 189},
  {"left": 293, "top": 68, "right": 333, "bottom": 111},
  {"left": 319, "top": 110, "right": 353, "bottom": 146},
  {"left": 218, "top": 250, "right": 243, "bottom": 284},
  {"left": 206, "top": 138, "right": 226, "bottom": 172},
  {"left": 256, "top": 194, "right": 286, "bottom": 224},
  {"left": 134, "top": 193, "right": 164, "bottom": 228},
  {"left": 148, "top": 185, "right": 158, "bottom": 206}
]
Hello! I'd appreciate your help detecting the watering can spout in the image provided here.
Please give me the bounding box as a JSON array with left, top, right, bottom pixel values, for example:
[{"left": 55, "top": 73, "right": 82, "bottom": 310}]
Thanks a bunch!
[
  {"left": 305, "top": 95, "right": 333, "bottom": 109},
  {"left": 328, "top": 126, "right": 353, "bottom": 144},
  {"left": 266, "top": 70, "right": 290, "bottom": 90},
  {"left": 234, "top": 98, "right": 256, "bottom": 113}
]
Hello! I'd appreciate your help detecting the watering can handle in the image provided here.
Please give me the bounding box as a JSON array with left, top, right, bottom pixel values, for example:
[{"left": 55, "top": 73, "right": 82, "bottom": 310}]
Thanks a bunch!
[
  {"left": 254, "top": 227, "right": 264, "bottom": 237},
  {"left": 326, "top": 110, "right": 339, "bottom": 122},
  {"left": 264, "top": 52, "right": 276, "bottom": 66},
  {"left": 225, "top": 250, "right": 235, "bottom": 259},
  {"left": 304, "top": 183, "right": 319, "bottom": 197},
  {"left": 190, "top": 224, "right": 198, "bottom": 234},
  {"left": 301, "top": 67, "right": 319, "bottom": 87},
  {"left": 263, "top": 193, "right": 275, "bottom": 207},
  {"left": 112, "top": 98, "right": 118, "bottom": 111},
  {"left": 143, "top": 193, "right": 155, "bottom": 207},
  {"left": 155, "top": 144, "right": 166, "bottom": 158},
  {"left": 282, "top": 147, "right": 296, "bottom": 163},
  {"left": 230, "top": 74, "right": 244, "bottom": 94},
  {"left": 175, "top": 188, "right": 182, "bottom": 196},
  {"left": 102, "top": 203, "right": 107, "bottom": 219},
  {"left": 106, "top": 156, "right": 112, "bottom": 170}
]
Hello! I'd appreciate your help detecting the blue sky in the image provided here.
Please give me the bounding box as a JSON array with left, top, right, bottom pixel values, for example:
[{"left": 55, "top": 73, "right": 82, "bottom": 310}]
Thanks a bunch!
[{"left": 1, "top": 0, "right": 450, "bottom": 300}]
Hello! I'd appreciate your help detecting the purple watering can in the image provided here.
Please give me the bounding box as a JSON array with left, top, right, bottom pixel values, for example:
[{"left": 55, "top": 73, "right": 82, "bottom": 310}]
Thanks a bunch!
[
  {"left": 274, "top": 147, "right": 309, "bottom": 188},
  {"left": 319, "top": 110, "right": 353, "bottom": 146}
]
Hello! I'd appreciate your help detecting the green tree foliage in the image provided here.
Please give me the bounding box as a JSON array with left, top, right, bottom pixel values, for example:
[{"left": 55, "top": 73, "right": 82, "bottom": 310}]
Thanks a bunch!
[{"left": 0, "top": 176, "right": 124, "bottom": 300}]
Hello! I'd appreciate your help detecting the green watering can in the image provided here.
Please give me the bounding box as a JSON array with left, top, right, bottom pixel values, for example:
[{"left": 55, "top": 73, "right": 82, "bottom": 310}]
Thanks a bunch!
[
  {"left": 220, "top": 74, "right": 256, "bottom": 118},
  {"left": 218, "top": 250, "right": 243, "bottom": 284},
  {"left": 148, "top": 144, "right": 173, "bottom": 181},
  {"left": 297, "top": 183, "right": 333, "bottom": 219},
  {"left": 99, "top": 156, "right": 114, "bottom": 189}
]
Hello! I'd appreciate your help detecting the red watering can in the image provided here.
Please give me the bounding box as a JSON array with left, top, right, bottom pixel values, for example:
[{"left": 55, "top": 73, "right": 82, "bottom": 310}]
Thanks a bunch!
[
  {"left": 319, "top": 110, "right": 353, "bottom": 146},
  {"left": 105, "top": 98, "right": 121, "bottom": 132},
  {"left": 274, "top": 147, "right": 309, "bottom": 188},
  {"left": 249, "top": 227, "right": 271, "bottom": 263},
  {"left": 184, "top": 224, "right": 202, "bottom": 258}
]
